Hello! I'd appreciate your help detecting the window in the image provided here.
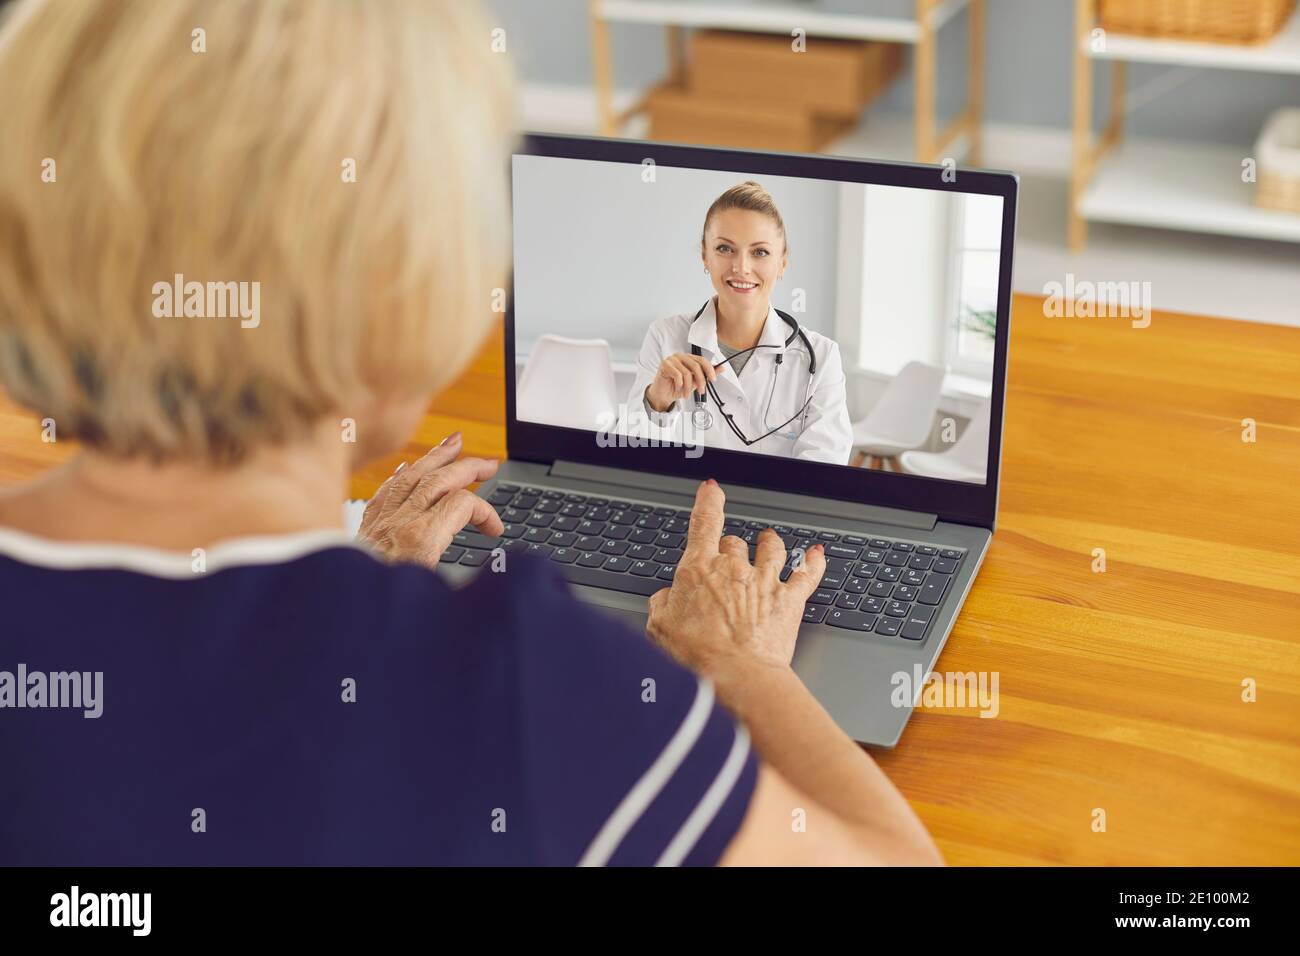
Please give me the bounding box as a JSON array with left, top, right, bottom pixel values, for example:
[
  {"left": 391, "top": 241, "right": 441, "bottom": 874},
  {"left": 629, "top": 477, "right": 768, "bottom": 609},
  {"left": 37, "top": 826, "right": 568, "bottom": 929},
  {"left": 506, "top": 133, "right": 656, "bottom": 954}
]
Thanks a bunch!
[{"left": 946, "top": 194, "right": 1002, "bottom": 378}]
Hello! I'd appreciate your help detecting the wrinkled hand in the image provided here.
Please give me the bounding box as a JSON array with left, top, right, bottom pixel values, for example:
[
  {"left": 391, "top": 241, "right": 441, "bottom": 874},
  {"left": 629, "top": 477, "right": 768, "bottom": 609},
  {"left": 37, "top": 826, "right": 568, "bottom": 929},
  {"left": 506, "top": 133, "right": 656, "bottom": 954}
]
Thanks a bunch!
[
  {"left": 646, "top": 479, "right": 826, "bottom": 678},
  {"left": 358, "top": 432, "right": 503, "bottom": 569}
]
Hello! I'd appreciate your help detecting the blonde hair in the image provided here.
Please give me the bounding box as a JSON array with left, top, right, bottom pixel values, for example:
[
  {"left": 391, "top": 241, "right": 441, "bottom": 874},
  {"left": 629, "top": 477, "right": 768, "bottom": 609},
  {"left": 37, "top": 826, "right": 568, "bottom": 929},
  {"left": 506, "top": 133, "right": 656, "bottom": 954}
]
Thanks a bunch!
[
  {"left": 701, "top": 180, "right": 787, "bottom": 253},
  {"left": 0, "top": 0, "right": 515, "bottom": 464}
]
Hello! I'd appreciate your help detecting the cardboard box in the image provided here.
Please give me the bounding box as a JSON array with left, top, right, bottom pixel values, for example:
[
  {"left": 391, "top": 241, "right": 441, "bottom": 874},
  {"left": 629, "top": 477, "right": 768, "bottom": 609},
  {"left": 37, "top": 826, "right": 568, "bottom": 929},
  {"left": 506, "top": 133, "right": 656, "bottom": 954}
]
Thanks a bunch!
[{"left": 687, "top": 30, "right": 903, "bottom": 119}]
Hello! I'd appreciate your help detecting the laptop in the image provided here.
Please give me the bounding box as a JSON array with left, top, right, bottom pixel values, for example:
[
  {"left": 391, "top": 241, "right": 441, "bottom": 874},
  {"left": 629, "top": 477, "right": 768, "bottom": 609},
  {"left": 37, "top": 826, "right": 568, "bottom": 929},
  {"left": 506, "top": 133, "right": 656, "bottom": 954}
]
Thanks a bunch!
[{"left": 442, "top": 133, "right": 1017, "bottom": 747}]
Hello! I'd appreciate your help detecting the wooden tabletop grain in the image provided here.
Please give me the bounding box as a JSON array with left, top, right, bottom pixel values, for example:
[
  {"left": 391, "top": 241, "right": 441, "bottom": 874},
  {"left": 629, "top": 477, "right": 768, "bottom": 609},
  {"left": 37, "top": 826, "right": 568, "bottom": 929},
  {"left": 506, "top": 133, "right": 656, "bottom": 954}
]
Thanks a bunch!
[{"left": 3, "top": 293, "right": 1297, "bottom": 865}]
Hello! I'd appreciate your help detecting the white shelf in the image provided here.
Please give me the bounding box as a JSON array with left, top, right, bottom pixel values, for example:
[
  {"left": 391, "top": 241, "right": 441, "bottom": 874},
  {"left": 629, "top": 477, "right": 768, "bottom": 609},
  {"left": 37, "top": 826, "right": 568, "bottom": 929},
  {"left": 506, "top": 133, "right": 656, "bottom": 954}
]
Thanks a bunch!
[
  {"left": 596, "top": 0, "right": 970, "bottom": 44},
  {"left": 1086, "top": 6, "right": 1300, "bottom": 74},
  {"left": 1079, "top": 139, "right": 1300, "bottom": 244}
]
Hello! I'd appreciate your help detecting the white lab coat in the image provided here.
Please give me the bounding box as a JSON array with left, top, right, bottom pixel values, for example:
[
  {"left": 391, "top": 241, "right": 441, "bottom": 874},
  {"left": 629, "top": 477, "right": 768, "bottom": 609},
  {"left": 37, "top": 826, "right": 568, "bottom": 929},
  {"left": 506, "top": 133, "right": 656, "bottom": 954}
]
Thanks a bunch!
[{"left": 626, "top": 299, "right": 853, "bottom": 464}]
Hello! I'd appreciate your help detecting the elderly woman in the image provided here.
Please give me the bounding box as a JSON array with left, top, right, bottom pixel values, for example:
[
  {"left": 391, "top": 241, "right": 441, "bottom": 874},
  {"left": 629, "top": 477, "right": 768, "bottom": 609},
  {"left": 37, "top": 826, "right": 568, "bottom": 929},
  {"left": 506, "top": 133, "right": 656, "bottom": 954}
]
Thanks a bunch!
[{"left": 0, "top": 0, "right": 938, "bottom": 866}]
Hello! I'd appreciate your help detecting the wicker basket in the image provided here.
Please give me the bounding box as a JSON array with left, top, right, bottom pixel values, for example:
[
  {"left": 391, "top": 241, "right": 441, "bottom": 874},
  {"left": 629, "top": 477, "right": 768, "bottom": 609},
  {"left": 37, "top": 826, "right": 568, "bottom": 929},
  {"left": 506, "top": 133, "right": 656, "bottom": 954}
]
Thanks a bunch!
[
  {"left": 1099, "top": 0, "right": 1297, "bottom": 44},
  {"left": 1256, "top": 109, "right": 1300, "bottom": 214}
]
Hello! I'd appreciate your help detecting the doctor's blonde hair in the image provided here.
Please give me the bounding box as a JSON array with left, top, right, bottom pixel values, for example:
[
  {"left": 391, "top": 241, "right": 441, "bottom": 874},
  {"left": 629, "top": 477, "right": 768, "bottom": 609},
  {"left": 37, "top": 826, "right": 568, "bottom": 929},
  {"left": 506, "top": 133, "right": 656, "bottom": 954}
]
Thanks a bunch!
[
  {"left": 701, "top": 181, "right": 787, "bottom": 253},
  {"left": 0, "top": 0, "right": 515, "bottom": 465}
]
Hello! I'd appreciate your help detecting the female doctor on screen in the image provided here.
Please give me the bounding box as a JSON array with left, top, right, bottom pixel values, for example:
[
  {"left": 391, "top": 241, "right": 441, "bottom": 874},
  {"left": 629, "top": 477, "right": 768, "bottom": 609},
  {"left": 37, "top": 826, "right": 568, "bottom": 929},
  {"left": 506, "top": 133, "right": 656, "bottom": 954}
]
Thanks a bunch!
[{"left": 628, "top": 181, "right": 854, "bottom": 464}]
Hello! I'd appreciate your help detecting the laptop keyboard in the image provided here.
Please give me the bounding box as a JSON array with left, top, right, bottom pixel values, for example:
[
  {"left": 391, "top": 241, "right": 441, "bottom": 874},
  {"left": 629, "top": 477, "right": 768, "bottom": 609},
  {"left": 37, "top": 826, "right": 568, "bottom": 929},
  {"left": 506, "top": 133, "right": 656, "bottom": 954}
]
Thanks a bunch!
[{"left": 442, "top": 484, "right": 967, "bottom": 643}]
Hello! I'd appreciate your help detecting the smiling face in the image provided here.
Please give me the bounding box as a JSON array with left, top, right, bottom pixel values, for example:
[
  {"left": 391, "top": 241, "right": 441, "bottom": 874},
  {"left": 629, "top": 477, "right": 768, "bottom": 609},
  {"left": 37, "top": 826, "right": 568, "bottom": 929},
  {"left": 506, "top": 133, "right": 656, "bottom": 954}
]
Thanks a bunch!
[{"left": 702, "top": 208, "right": 787, "bottom": 312}]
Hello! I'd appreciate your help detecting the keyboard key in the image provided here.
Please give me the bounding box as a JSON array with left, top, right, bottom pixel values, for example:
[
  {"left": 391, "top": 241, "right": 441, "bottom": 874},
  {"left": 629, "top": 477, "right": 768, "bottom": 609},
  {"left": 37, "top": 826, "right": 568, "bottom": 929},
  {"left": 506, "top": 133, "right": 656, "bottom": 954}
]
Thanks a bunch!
[
  {"left": 525, "top": 513, "right": 554, "bottom": 528},
  {"left": 844, "top": 576, "right": 870, "bottom": 594},
  {"left": 893, "top": 584, "right": 919, "bottom": 602},
  {"left": 825, "top": 557, "right": 853, "bottom": 576},
  {"left": 825, "top": 608, "right": 878, "bottom": 633},
  {"left": 657, "top": 565, "right": 677, "bottom": 581},
  {"left": 794, "top": 527, "right": 815, "bottom": 537},
  {"left": 819, "top": 573, "right": 845, "bottom": 590},
  {"left": 826, "top": 543, "right": 860, "bottom": 560},
  {"left": 599, "top": 539, "right": 629, "bottom": 555},
  {"left": 654, "top": 547, "right": 683, "bottom": 565},
  {"left": 664, "top": 518, "right": 689, "bottom": 534},
  {"left": 514, "top": 495, "right": 538, "bottom": 510},
  {"left": 603, "top": 555, "right": 631, "bottom": 573},
  {"left": 525, "top": 542, "right": 554, "bottom": 557},
  {"left": 610, "top": 499, "right": 631, "bottom": 509},
  {"left": 843, "top": 534, "right": 867, "bottom": 546},
  {"left": 807, "top": 590, "right": 836, "bottom": 605},
  {"left": 863, "top": 549, "right": 887, "bottom": 563},
  {"left": 565, "top": 493, "right": 587, "bottom": 503},
  {"left": 877, "top": 565, "right": 901, "bottom": 582},
  {"left": 862, "top": 596, "right": 886, "bottom": 614},
  {"left": 502, "top": 507, "right": 527, "bottom": 523},
  {"left": 608, "top": 511, "right": 634, "bottom": 526},
  {"left": 869, "top": 538, "right": 892, "bottom": 549},
  {"left": 901, "top": 605, "right": 935, "bottom": 641},
  {"left": 653, "top": 507, "right": 675, "bottom": 516},
  {"left": 884, "top": 551, "right": 909, "bottom": 566},
  {"left": 917, "top": 545, "right": 938, "bottom": 556},
  {"left": 523, "top": 487, "right": 543, "bottom": 495},
  {"left": 817, "top": 531, "right": 839, "bottom": 541},
  {"left": 497, "top": 484, "right": 520, "bottom": 493},
  {"left": 931, "top": 557, "right": 958, "bottom": 574},
  {"left": 629, "top": 560, "right": 661, "bottom": 577},
  {"left": 459, "top": 548, "right": 490, "bottom": 567},
  {"left": 629, "top": 528, "right": 658, "bottom": 544},
  {"left": 869, "top": 581, "right": 893, "bottom": 597},
  {"left": 549, "top": 548, "right": 578, "bottom": 564},
  {"left": 551, "top": 516, "right": 579, "bottom": 532},
  {"left": 627, "top": 543, "right": 657, "bottom": 560},
  {"left": 541, "top": 489, "right": 563, "bottom": 498},
  {"left": 725, "top": 517, "right": 745, "bottom": 528},
  {"left": 559, "top": 563, "right": 664, "bottom": 597},
  {"left": 487, "top": 490, "right": 514, "bottom": 506},
  {"left": 892, "top": 542, "right": 914, "bottom": 552},
  {"left": 576, "top": 551, "right": 605, "bottom": 568},
  {"left": 852, "top": 562, "right": 879, "bottom": 579},
  {"left": 746, "top": 520, "right": 768, "bottom": 530},
  {"left": 918, "top": 577, "right": 949, "bottom": 606},
  {"left": 655, "top": 532, "right": 685, "bottom": 549},
  {"left": 523, "top": 527, "right": 550, "bottom": 543},
  {"left": 604, "top": 525, "right": 630, "bottom": 540},
  {"left": 548, "top": 532, "right": 577, "bottom": 547},
  {"left": 576, "top": 535, "right": 602, "bottom": 550},
  {"left": 630, "top": 503, "right": 653, "bottom": 513},
  {"left": 802, "top": 603, "right": 828, "bottom": 624},
  {"left": 589, "top": 497, "right": 608, "bottom": 506},
  {"left": 875, "top": 616, "right": 902, "bottom": 636},
  {"left": 940, "top": 548, "right": 963, "bottom": 560},
  {"left": 908, "top": 554, "right": 934, "bottom": 571},
  {"left": 834, "top": 592, "right": 861, "bottom": 609},
  {"left": 587, "top": 507, "right": 612, "bottom": 521},
  {"left": 900, "top": 568, "right": 926, "bottom": 586},
  {"left": 885, "top": 600, "right": 910, "bottom": 617},
  {"left": 636, "top": 515, "right": 664, "bottom": 530},
  {"left": 535, "top": 499, "right": 561, "bottom": 514},
  {"left": 559, "top": 503, "right": 586, "bottom": 518},
  {"left": 439, "top": 547, "right": 465, "bottom": 564},
  {"left": 455, "top": 530, "right": 502, "bottom": 550}
]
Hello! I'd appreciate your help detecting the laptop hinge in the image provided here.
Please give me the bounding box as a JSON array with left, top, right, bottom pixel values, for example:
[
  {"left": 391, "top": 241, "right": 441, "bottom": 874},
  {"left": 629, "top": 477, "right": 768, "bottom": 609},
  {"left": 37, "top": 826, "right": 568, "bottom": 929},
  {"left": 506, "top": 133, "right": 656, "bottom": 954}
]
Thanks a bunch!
[{"left": 549, "top": 460, "right": 936, "bottom": 531}]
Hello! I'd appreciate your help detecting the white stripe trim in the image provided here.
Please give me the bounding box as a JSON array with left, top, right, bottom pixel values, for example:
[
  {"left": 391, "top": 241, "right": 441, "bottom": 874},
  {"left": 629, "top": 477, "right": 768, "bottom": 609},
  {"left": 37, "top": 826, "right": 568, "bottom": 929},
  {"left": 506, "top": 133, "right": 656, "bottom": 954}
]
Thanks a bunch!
[
  {"left": 655, "top": 724, "right": 752, "bottom": 867},
  {"left": 578, "top": 679, "right": 715, "bottom": 867},
  {"left": 0, "top": 525, "right": 368, "bottom": 578}
]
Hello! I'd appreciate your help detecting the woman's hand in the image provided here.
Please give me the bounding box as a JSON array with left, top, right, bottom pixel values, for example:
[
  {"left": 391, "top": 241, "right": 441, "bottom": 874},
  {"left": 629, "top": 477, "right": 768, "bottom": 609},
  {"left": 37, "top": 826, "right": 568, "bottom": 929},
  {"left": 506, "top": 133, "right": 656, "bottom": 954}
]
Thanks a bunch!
[
  {"left": 357, "top": 431, "right": 503, "bottom": 569},
  {"left": 646, "top": 479, "right": 826, "bottom": 679},
  {"left": 645, "top": 353, "right": 718, "bottom": 413}
]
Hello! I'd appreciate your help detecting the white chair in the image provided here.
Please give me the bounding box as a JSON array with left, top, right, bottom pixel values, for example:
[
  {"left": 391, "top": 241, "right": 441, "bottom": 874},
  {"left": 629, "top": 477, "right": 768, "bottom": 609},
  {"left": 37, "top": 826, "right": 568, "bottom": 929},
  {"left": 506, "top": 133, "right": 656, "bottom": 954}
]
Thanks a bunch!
[
  {"left": 850, "top": 361, "right": 946, "bottom": 470},
  {"left": 516, "top": 334, "right": 618, "bottom": 432},
  {"left": 899, "top": 399, "right": 991, "bottom": 482}
]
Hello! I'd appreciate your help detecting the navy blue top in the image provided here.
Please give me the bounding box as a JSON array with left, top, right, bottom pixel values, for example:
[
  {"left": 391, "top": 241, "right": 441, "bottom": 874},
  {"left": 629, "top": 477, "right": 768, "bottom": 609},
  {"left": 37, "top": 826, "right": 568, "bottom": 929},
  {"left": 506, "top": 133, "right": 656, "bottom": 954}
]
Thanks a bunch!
[{"left": 0, "top": 528, "right": 756, "bottom": 866}]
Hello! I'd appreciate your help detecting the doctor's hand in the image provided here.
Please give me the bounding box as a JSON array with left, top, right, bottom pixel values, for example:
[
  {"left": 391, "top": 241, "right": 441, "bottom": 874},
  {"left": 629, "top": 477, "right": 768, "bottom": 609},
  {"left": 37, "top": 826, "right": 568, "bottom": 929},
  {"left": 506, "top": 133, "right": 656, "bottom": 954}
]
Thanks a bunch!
[
  {"left": 358, "top": 431, "right": 504, "bottom": 570},
  {"left": 646, "top": 479, "right": 826, "bottom": 681},
  {"left": 645, "top": 353, "right": 718, "bottom": 413}
]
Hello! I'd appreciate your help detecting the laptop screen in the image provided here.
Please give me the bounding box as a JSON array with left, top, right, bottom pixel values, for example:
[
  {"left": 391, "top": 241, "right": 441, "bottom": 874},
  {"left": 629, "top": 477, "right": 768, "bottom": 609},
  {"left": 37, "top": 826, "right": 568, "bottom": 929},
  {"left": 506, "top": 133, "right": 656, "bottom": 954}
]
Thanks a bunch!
[{"left": 511, "top": 152, "right": 1004, "bottom": 487}]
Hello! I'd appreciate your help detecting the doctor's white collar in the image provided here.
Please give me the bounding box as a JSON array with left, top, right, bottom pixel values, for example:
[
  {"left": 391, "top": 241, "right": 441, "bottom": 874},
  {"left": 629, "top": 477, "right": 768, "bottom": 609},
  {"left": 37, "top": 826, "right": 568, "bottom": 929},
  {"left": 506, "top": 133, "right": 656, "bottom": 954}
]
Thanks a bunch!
[{"left": 685, "top": 298, "right": 788, "bottom": 359}]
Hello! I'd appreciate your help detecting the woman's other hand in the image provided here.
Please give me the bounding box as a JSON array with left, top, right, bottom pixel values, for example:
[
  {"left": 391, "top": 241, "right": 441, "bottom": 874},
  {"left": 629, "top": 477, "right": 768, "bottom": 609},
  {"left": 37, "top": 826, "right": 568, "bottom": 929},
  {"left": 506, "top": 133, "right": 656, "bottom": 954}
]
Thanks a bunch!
[
  {"left": 645, "top": 353, "right": 718, "bottom": 413},
  {"left": 358, "top": 432, "right": 503, "bottom": 569},
  {"left": 646, "top": 479, "right": 825, "bottom": 679}
]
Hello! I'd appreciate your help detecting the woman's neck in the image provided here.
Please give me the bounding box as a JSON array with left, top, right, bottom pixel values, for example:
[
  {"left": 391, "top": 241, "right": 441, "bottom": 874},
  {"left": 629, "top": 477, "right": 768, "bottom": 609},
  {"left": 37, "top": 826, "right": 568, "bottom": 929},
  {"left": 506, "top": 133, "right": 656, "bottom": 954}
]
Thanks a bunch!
[
  {"left": 0, "top": 422, "right": 352, "bottom": 550},
  {"left": 714, "top": 296, "right": 769, "bottom": 351}
]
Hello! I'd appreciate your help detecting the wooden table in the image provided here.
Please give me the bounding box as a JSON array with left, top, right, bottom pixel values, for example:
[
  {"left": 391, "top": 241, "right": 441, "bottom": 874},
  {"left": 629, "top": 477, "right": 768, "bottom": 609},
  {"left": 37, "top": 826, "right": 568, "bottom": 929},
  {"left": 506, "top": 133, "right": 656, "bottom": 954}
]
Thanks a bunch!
[{"left": 3, "top": 294, "right": 1298, "bottom": 865}]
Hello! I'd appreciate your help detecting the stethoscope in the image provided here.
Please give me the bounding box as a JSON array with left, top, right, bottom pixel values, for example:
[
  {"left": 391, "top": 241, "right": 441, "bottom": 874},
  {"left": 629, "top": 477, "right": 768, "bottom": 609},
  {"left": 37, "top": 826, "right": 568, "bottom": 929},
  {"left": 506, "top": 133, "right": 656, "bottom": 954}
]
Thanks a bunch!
[{"left": 687, "top": 299, "right": 818, "bottom": 446}]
